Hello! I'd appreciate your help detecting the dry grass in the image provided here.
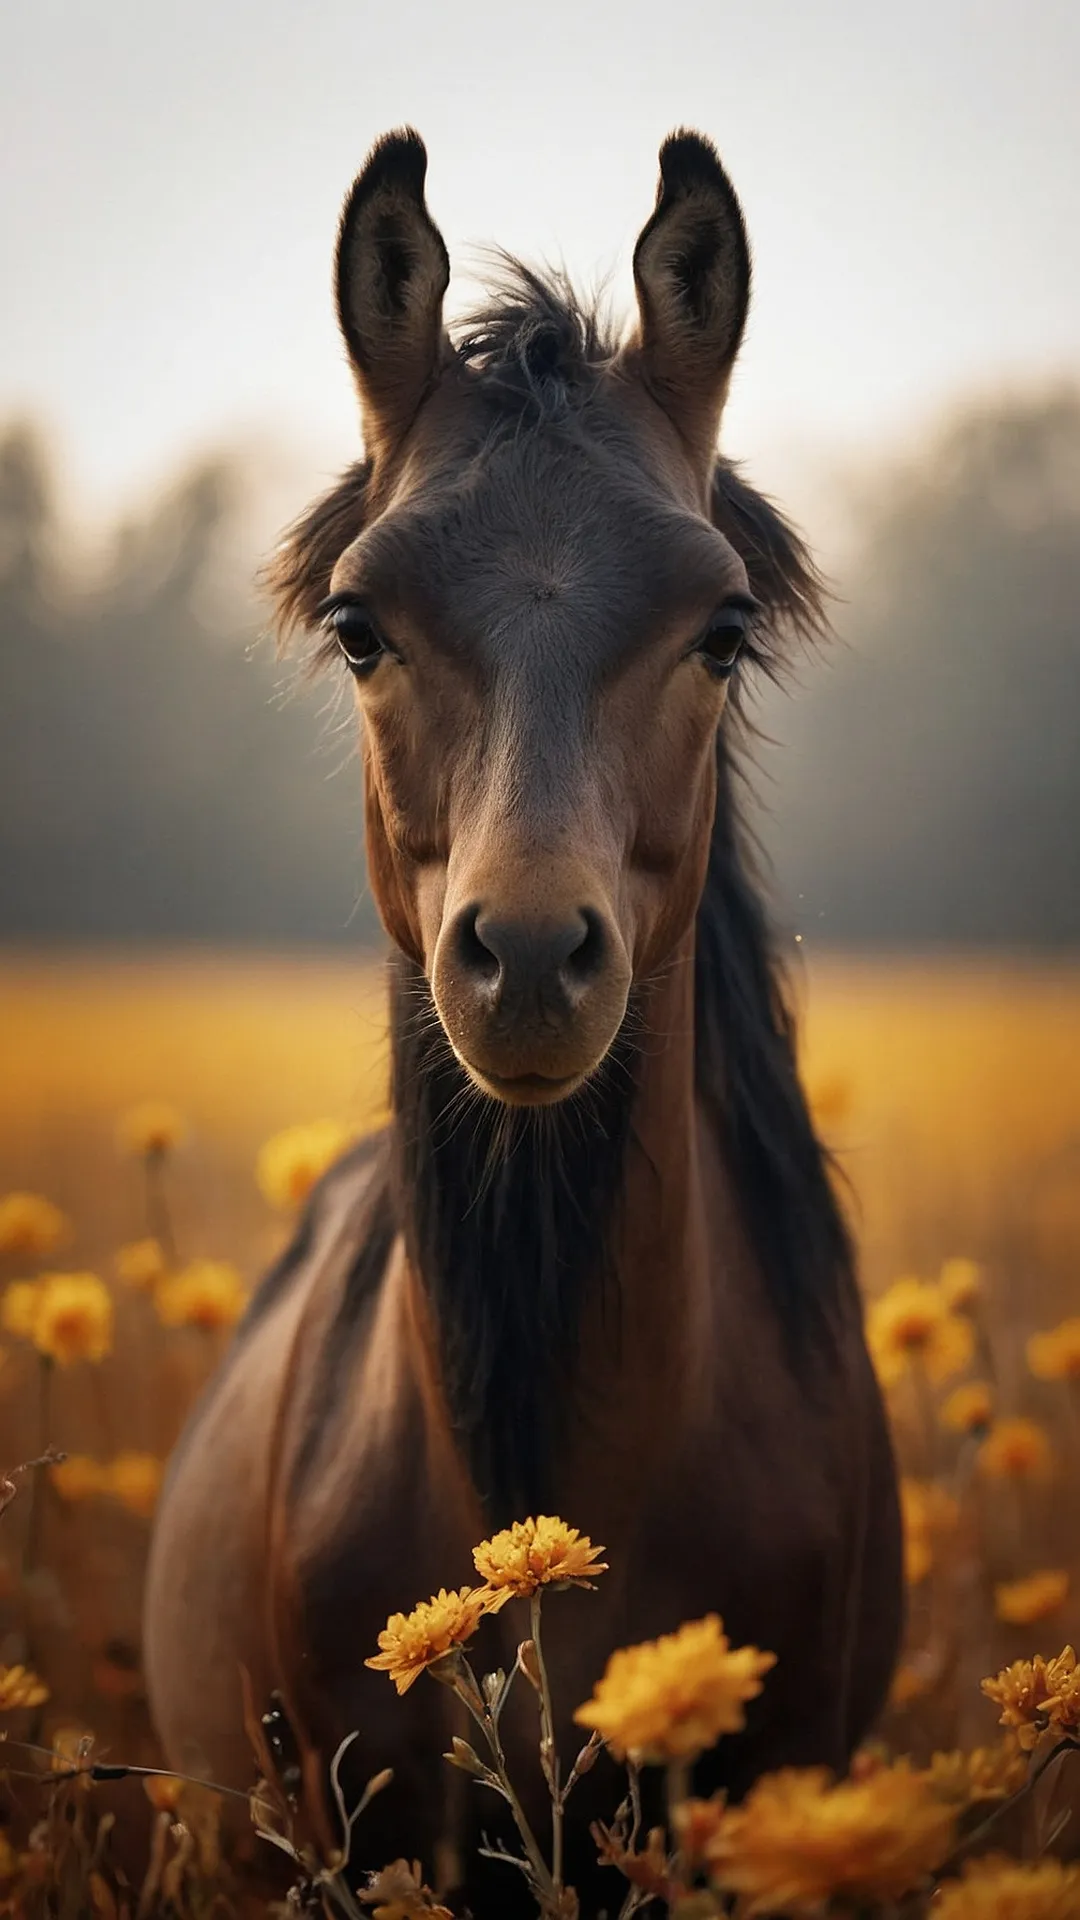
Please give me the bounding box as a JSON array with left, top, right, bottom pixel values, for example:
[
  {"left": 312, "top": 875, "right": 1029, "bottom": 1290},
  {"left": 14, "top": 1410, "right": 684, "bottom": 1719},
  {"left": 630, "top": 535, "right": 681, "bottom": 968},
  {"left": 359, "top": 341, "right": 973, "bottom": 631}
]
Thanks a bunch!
[{"left": 0, "top": 948, "right": 1077, "bottom": 1911}]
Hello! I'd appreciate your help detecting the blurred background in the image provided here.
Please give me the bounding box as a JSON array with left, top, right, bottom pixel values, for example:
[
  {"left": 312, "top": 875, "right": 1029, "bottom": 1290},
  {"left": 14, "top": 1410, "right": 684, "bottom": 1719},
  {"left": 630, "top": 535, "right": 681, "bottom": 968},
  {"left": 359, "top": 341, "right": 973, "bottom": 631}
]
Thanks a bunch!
[
  {"left": 0, "top": 0, "right": 1078, "bottom": 1817},
  {"left": 3, "top": 0, "right": 1079, "bottom": 953}
]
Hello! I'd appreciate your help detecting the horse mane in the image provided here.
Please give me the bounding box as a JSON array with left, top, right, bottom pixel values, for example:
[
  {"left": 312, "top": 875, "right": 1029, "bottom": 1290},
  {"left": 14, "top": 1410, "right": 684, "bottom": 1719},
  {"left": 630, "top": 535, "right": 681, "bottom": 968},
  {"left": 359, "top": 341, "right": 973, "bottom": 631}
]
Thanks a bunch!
[
  {"left": 701, "top": 461, "right": 858, "bottom": 1335},
  {"left": 263, "top": 267, "right": 856, "bottom": 1519}
]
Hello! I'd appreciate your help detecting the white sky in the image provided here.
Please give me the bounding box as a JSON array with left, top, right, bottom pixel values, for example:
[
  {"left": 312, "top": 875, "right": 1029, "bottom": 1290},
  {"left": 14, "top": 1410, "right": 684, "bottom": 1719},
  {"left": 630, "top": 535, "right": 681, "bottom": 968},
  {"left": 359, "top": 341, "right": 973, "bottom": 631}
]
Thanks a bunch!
[{"left": 2, "top": 0, "right": 1078, "bottom": 535}]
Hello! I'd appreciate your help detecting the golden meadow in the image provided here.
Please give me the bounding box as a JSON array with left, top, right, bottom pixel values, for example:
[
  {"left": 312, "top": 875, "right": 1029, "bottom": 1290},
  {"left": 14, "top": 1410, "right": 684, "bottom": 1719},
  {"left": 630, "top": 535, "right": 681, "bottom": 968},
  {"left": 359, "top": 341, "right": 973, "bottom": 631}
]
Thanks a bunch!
[{"left": 0, "top": 950, "right": 1078, "bottom": 1917}]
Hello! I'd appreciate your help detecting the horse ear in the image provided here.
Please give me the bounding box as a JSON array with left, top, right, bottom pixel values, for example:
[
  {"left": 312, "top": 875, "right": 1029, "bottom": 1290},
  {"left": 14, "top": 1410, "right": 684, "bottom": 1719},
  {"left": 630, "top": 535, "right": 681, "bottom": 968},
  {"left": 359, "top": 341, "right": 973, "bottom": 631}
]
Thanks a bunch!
[
  {"left": 629, "top": 131, "right": 751, "bottom": 461},
  {"left": 335, "top": 129, "right": 451, "bottom": 457}
]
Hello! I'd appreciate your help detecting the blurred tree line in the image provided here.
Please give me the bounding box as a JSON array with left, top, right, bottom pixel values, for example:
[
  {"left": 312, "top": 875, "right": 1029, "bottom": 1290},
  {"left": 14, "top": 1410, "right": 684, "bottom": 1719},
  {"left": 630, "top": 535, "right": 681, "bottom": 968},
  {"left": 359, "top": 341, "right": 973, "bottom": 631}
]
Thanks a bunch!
[
  {"left": 758, "top": 388, "right": 1080, "bottom": 947},
  {"left": 0, "top": 391, "right": 1077, "bottom": 949},
  {"left": 0, "top": 425, "right": 375, "bottom": 943}
]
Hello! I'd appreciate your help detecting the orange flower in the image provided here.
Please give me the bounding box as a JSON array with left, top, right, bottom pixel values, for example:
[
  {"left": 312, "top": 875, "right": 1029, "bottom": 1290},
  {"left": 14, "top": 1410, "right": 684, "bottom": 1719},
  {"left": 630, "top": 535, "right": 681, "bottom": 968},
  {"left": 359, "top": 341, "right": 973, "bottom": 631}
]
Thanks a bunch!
[
  {"left": 0, "top": 1664, "right": 49, "bottom": 1711},
  {"left": 900, "top": 1478, "right": 959, "bottom": 1587},
  {"left": 922, "top": 1740, "right": 1027, "bottom": 1805},
  {"left": 115, "top": 1237, "right": 168, "bottom": 1292},
  {"left": 155, "top": 1259, "right": 246, "bottom": 1331},
  {"left": 978, "top": 1417, "right": 1054, "bottom": 1481},
  {"left": 703, "top": 1763, "right": 955, "bottom": 1914},
  {"left": 866, "top": 1278, "right": 974, "bottom": 1388},
  {"left": 994, "top": 1570, "right": 1069, "bottom": 1627},
  {"left": 889, "top": 1661, "right": 932, "bottom": 1710},
  {"left": 0, "top": 1192, "right": 67, "bottom": 1261},
  {"left": 934, "top": 1853, "right": 1080, "bottom": 1918},
  {"left": 938, "top": 1257, "right": 982, "bottom": 1312},
  {"left": 116, "top": 1102, "right": 186, "bottom": 1158},
  {"left": 574, "top": 1616, "right": 775, "bottom": 1763},
  {"left": 50, "top": 1454, "right": 106, "bottom": 1503},
  {"left": 32, "top": 1272, "right": 113, "bottom": 1365},
  {"left": 255, "top": 1120, "right": 358, "bottom": 1210},
  {"left": 806, "top": 1074, "right": 853, "bottom": 1129},
  {"left": 365, "top": 1588, "right": 486, "bottom": 1695},
  {"left": 363, "top": 1859, "right": 454, "bottom": 1920},
  {"left": 0, "top": 1279, "right": 40, "bottom": 1340},
  {"left": 673, "top": 1793, "right": 727, "bottom": 1865},
  {"left": 144, "top": 1775, "right": 185, "bottom": 1813},
  {"left": 473, "top": 1515, "right": 607, "bottom": 1611},
  {"left": 981, "top": 1647, "right": 1078, "bottom": 1751},
  {"left": 1027, "top": 1318, "right": 1080, "bottom": 1383},
  {"left": 105, "top": 1451, "right": 164, "bottom": 1519},
  {"left": 941, "top": 1381, "right": 993, "bottom": 1435},
  {"left": 51, "top": 1725, "right": 94, "bottom": 1770}
]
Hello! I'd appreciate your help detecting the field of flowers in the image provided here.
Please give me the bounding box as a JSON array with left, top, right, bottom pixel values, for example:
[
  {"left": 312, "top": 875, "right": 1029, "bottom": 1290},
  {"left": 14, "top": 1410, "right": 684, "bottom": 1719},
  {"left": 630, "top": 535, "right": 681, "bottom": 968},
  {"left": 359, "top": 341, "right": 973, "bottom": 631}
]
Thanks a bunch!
[{"left": 0, "top": 949, "right": 1077, "bottom": 1916}]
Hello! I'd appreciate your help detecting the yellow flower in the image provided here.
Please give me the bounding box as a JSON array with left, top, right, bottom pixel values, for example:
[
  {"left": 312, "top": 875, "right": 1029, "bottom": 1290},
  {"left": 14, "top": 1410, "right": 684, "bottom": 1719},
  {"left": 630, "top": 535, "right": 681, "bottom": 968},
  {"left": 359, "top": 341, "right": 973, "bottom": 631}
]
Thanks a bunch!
[
  {"left": 105, "top": 1451, "right": 164, "bottom": 1519},
  {"left": 0, "top": 1192, "right": 67, "bottom": 1261},
  {"left": 115, "top": 1237, "right": 168, "bottom": 1292},
  {"left": 1027, "top": 1317, "right": 1080, "bottom": 1383},
  {"left": 0, "top": 1664, "right": 49, "bottom": 1711},
  {"left": 941, "top": 1381, "right": 993, "bottom": 1435},
  {"left": 116, "top": 1101, "right": 186, "bottom": 1158},
  {"left": 888, "top": 1660, "right": 932, "bottom": 1710},
  {"left": 0, "top": 1279, "right": 40, "bottom": 1340},
  {"left": 144, "top": 1774, "right": 185, "bottom": 1813},
  {"left": 980, "top": 1647, "right": 1078, "bottom": 1751},
  {"left": 978, "top": 1417, "right": 1054, "bottom": 1481},
  {"left": 934, "top": 1854, "right": 1080, "bottom": 1919},
  {"left": 573, "top": 1616, "right": 776, "bottom": 1764},
  {"left": 806, "top": 1073, "right": 853, "bottom": 1129},
  {"left": 994, "top": 1569, "right": 1069, "bottom": 1626},
  {"left": 32, "top": 1272, "right": 113, "bottom": 1366},
  {"left": 472, "top": 1515, "right": 607, "bottom": 1611},
  {"left": 702, "top": 1763, "right": 955, "bottom": 1914},
  {"left": 363, "top": 1860, "right": 454, "bottom": 1920},
  {"left": 900, "top": 1478, "right": 959, "bottom": 1587},
  {"left": 939, "top": 1257, "right": 982, "bottom": 1312},
  {"left": 51, "top": 1725, "right": 94, "bottom": 1770},
  {"left": 901, "top": 1480, "right": 932, "bottom": 1586},
  {"left": 50, "top": 1454, "right": 106, "bottom": 1503},
  {"left": 673, "top": 1793, "right": 727, "bottom": 1865},
  {"left": 922, "top": 1739, "right": 1027, "bottom": 1805},
  {"left": 866, "top": 1277, "right": 974, "bottom": 1388},
  {"left": 255, "top": 1119, "right": 357, "bottom": 1210},
  {"left": 365, "top": 1588, "right": 486, "bottom": 1695},
  {"left": 155, "top": 1259, "right": 246, "bottom": 1331}
]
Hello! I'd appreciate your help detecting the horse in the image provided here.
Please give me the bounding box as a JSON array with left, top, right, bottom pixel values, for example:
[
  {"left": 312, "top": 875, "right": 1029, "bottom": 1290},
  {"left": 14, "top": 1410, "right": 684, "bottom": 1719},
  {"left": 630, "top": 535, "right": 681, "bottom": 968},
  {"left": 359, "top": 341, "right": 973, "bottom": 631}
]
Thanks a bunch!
[{"left": 144, "top": 128, "right": 902, "bottom": 1913}]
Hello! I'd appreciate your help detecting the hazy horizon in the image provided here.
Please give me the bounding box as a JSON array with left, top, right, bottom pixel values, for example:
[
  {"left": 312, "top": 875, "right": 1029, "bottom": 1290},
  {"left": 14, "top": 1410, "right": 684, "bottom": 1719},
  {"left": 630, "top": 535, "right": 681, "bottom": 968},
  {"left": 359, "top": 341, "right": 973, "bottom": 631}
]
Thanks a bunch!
[{"left": 3, "top": 0, "right": 1078, "bottom": 540}]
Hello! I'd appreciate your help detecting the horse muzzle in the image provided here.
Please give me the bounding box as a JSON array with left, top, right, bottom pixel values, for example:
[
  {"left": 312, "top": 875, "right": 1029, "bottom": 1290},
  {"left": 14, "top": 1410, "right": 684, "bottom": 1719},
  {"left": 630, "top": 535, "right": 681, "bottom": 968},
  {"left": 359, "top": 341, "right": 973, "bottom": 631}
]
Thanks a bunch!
[{"left": 431, "top": 901, "right": 632, "bottom": 1104}]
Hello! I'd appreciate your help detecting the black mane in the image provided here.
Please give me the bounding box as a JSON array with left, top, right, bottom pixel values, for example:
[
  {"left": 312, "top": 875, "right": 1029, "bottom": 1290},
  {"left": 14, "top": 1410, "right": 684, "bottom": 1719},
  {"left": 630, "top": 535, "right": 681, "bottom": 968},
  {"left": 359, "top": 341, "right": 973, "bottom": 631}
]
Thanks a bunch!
[
  {"left": 266, "top": 267, "right": 855, "bottom": 1523},
  {"left": 389, "top": 960, "right": 637, "bottom": 1522}
]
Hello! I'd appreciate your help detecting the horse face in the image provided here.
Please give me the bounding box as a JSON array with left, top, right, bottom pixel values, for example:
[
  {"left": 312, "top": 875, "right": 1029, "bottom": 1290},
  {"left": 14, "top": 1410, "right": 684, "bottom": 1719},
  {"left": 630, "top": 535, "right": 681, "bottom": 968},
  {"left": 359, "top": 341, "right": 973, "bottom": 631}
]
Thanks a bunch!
[{"left": 307, "top": 130, "right": 755, "bottom": 1105}]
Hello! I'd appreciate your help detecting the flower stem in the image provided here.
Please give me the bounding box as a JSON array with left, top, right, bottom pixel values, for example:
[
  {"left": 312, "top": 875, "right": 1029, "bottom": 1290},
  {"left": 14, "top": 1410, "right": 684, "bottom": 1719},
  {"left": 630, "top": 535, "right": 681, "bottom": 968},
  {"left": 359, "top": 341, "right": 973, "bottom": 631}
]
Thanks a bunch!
[
  {"left": 22, "top": 1356, "right": 53, "bottom": 1581},
  {"left": 453, "top": 1667, "right": 557, "bottom": 1909},
  {"left": 911, "top": 1359, "right": 937, "bottom": 1479},
  {"left": 144, "top": 1153, "right": 177, "bottom": 1265},
  {"left": 530, "top": 1593, "right": 564, "bottom": 1895},
  {"left": 666, "top": 1757, "right": 691, "bottom": 1876}
]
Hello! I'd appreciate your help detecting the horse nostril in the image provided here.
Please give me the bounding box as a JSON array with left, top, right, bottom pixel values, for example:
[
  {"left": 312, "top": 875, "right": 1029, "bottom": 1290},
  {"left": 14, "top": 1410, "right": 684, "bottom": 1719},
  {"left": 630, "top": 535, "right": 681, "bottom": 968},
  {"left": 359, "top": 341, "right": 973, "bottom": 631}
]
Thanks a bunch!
[
  {"left": 452, "top": 904, "right": 501, "bottom": 987},
  {"left": 455, "top": 906, "right": 610, "bottom": 1009},
  {"left": 561, "top": 907, "right": 607, "bottom": 989}
]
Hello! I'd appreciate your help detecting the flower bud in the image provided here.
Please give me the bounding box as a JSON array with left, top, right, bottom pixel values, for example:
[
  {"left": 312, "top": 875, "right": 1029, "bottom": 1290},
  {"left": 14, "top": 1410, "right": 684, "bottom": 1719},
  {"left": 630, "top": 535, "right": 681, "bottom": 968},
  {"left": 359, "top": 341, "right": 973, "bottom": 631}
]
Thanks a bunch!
[{"left": 517, "top": 1639, "right": 542, "bottom": 1691}]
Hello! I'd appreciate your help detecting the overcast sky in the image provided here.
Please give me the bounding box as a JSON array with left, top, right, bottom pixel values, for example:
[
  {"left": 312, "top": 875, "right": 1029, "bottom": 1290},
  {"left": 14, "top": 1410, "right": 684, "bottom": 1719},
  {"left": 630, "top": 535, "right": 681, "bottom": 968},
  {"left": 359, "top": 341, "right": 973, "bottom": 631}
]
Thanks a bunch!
[{"left": 2, "top": 0, "right": 1077, "bottom": 534}]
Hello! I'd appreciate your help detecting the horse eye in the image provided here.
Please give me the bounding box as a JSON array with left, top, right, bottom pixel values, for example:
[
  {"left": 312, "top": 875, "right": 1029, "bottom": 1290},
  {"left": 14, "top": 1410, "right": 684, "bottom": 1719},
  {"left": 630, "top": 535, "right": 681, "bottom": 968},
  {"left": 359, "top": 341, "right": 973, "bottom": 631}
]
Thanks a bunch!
[
  {"left": 697, "top": 607, "right": 748, "bottom": 677},
  {"left": 331, "top": 605, "right": 387, "bottom": 673}
]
